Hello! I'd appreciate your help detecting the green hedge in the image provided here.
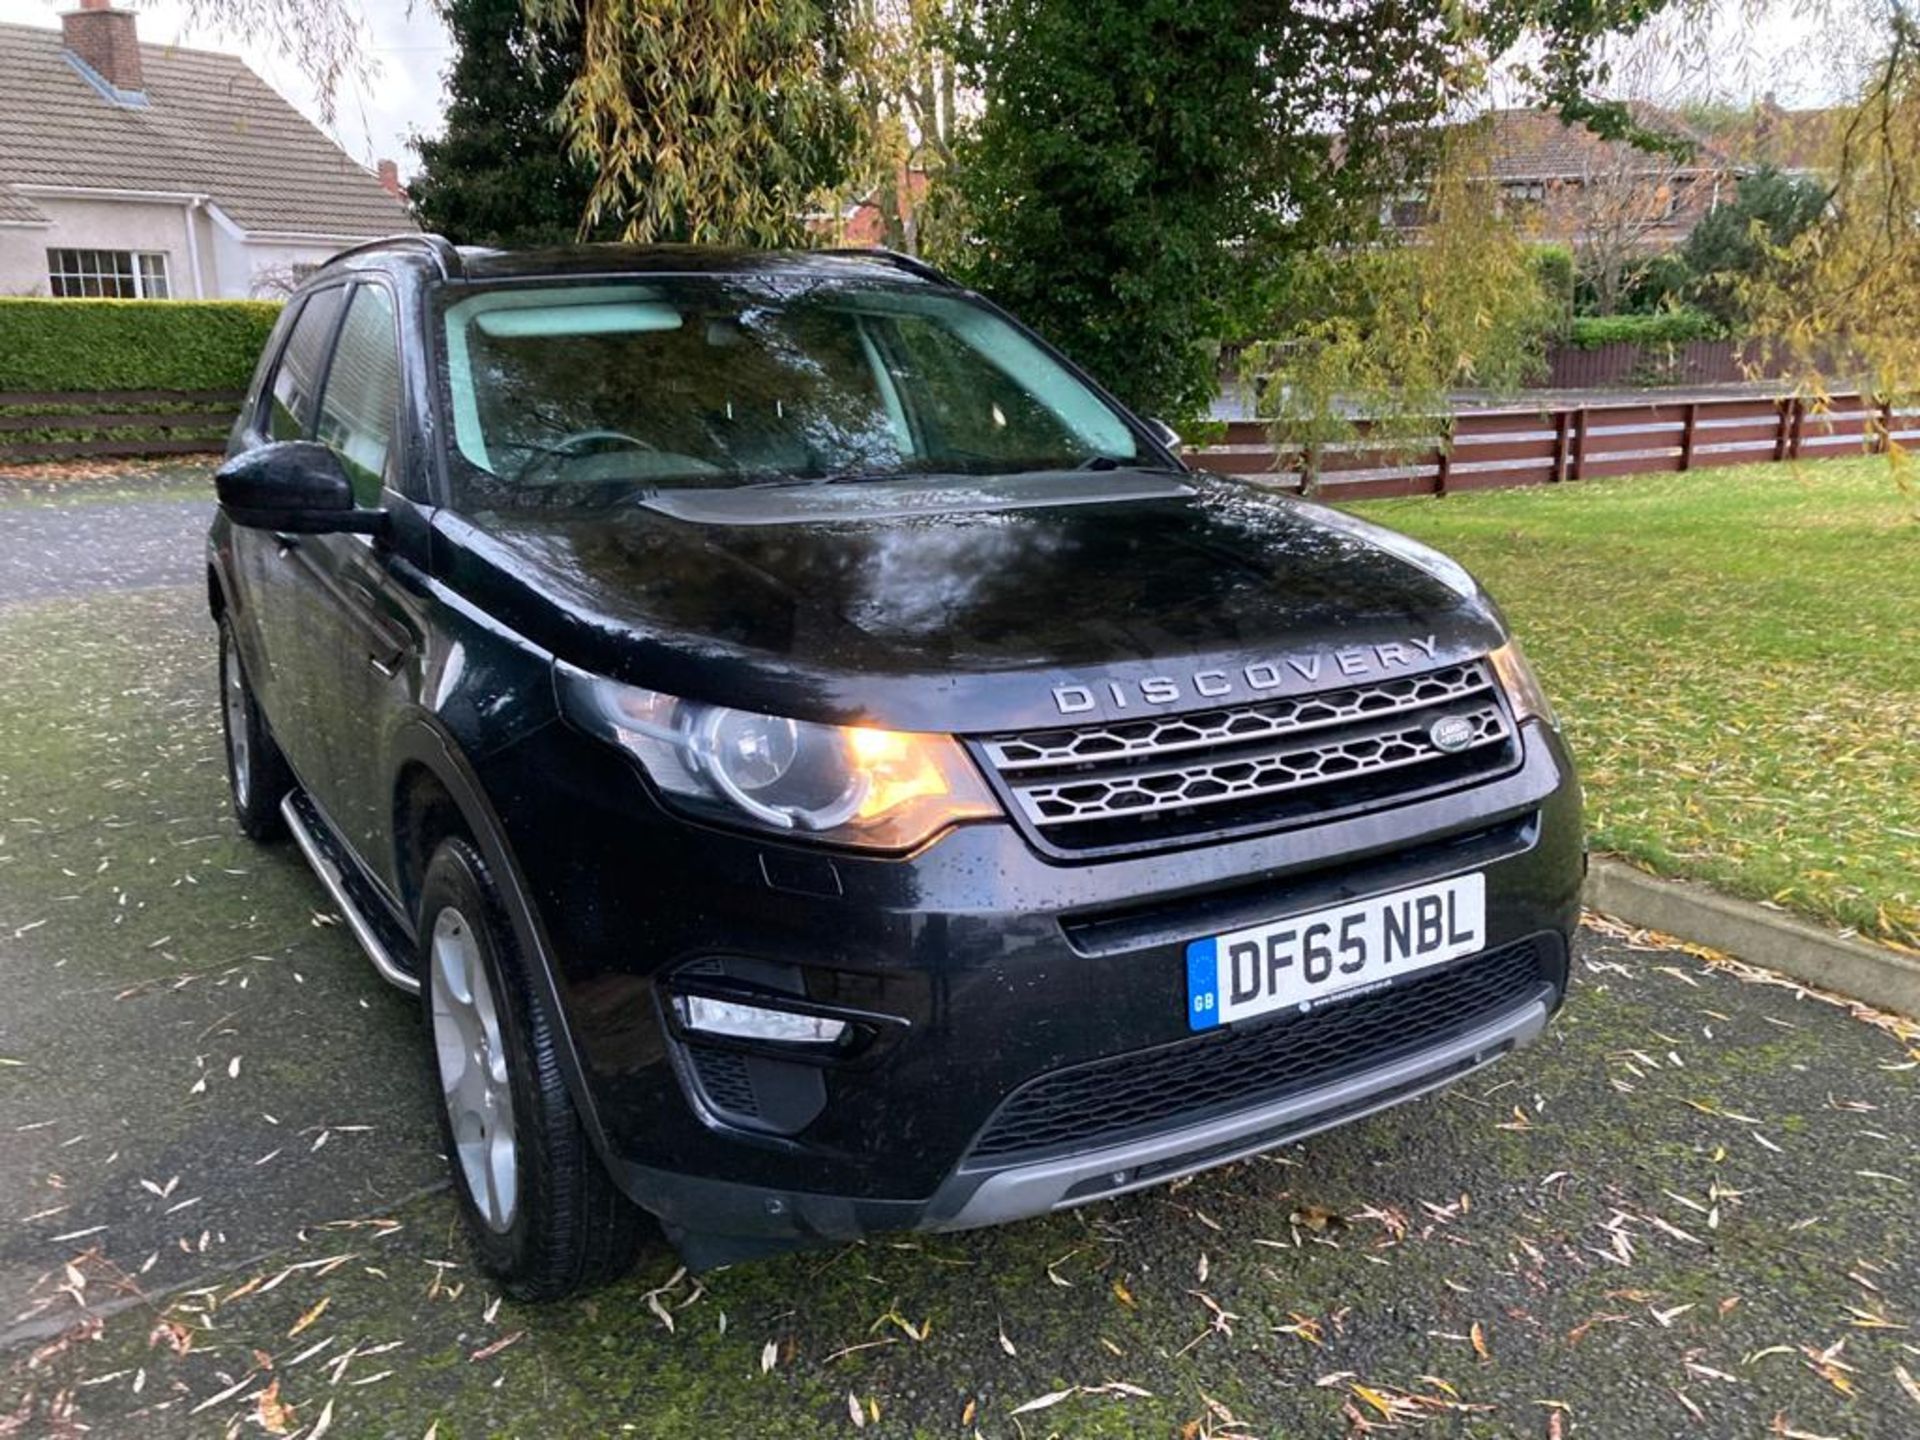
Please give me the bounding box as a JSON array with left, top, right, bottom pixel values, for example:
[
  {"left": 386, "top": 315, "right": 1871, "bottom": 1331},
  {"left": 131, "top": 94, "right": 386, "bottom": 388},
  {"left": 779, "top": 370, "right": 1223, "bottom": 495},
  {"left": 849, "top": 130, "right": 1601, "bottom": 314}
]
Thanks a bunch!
[
  {"left": 0, "top": 299, "right": 282, "bottom": 393},
  {"left": 1531, "top": 244, "right": 1576, "bottom": 321},
  {"left": 1566, "top": 309, "right": 1726, "bottom": 350}
]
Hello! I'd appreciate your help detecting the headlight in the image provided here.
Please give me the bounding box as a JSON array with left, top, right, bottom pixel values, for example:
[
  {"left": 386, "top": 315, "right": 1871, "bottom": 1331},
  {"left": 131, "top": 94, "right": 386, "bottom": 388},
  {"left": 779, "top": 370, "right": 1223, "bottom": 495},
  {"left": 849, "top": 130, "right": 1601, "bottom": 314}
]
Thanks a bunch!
[
  {"left": 555, "top": 665, "right": 999, "bottom": 850},
  {"left": 1489, "top": 639, "right": 1558, "bottom": 729}
]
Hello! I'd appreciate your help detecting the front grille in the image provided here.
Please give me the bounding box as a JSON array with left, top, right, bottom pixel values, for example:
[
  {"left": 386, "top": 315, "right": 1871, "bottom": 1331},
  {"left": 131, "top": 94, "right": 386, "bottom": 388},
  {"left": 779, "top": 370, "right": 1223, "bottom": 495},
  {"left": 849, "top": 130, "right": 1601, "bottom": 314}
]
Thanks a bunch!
[
  {"left": 977, "top": 661, "right": 1521, "bottom": 855},
  {"left": 968, "top": 936, "right": 1548, "bottom": 1161}
]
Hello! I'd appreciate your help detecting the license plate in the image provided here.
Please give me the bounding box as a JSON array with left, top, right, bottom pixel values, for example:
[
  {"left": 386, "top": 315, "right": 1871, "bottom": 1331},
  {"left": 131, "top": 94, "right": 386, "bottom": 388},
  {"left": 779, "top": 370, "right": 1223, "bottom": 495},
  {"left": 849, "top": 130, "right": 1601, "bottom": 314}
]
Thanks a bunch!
[{"left": 1185, "top": 873, "right": 1486, "bottom": 1031}]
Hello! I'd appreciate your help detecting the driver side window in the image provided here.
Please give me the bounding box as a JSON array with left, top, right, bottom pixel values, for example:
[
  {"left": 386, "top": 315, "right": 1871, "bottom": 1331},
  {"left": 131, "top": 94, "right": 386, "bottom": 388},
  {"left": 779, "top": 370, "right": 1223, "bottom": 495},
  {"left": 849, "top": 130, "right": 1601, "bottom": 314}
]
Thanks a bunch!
[
  {"left": 314, "top": 285, "right": 403, "bottom": 507},
  {"left": 267, "top": 286, "right": 346, "bottom": 442}
]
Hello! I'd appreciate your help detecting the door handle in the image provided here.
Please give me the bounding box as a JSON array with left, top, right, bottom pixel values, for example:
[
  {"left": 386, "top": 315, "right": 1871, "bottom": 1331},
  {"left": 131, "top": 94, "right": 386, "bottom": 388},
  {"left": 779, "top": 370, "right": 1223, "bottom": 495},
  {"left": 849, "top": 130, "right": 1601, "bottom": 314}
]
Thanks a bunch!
[
  {"left": 368, "top": 651, "right": 400, "bottom": 678},
  {"left": 275, "top": 534, "right": 299, "bottom": 557}
]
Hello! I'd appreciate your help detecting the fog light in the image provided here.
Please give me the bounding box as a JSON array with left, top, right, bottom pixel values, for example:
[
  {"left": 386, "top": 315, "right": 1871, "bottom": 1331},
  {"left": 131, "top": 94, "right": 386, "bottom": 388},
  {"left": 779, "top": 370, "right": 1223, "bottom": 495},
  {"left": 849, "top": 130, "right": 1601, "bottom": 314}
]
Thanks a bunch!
[{"left": 679, "top": 996, "right": 847, "bottom": 1045}]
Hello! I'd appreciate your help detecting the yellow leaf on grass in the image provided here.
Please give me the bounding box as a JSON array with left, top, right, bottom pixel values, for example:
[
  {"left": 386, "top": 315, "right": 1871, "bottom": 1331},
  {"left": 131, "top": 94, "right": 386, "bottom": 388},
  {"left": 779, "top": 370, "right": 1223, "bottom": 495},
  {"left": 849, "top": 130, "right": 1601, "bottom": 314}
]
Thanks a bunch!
[{"left": 1353, "top": 1384, "right": 1398, "bottom": 1420}]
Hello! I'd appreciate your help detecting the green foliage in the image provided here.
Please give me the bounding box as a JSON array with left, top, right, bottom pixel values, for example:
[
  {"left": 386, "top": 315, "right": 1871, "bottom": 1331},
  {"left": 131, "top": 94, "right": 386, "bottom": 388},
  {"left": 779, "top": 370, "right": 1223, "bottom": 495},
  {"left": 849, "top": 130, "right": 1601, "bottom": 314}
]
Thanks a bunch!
[
  {"left": 410, "top": 0, "right": 605, "bottom": 247},
  {"left": 1566, "top": 309, "right": 1725, "bottom": 349},
  {"left": 1254, "top": 153, "right": 1553, "bottom": 467},
  {"left": 941, "top": 0, "right": 1481, "bottom": 424},
  {"left": 1532, "top": 244, "right": 1576, "bottom": 335},
  {"left": 1616, "top": 251, "right": 1695, "bottom": 316},
  {"left": 1532, "top": 245, "right": 1576, "bottom": 307},
  {"left": 0, "top": 299, "right": 281, "bottom": 391},
  {"left": 939, "top": 1, "right": 1684, "bottom": 424},
  {"left": 1681, "top": 166, "right": 1829, "bottom": 328},
  {"left": 526, "top": 0, "right": 858, "bottom": 245}
]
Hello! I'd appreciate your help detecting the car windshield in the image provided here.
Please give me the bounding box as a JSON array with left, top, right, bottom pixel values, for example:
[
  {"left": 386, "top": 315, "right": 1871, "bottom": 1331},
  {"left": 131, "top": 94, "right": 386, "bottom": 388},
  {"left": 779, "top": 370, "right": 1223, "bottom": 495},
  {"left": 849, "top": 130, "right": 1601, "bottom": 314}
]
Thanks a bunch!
[{"left": 435, "top": 273, "right": 1145, "bottom": 509}]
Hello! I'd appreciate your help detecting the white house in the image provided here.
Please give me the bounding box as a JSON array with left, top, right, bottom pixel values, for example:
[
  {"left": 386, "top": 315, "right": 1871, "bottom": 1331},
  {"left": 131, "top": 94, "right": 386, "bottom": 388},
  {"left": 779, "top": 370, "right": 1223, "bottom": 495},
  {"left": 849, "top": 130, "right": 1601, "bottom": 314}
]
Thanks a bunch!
[{"left": 0, "top": 1, "right": 414, "bottom": 301}]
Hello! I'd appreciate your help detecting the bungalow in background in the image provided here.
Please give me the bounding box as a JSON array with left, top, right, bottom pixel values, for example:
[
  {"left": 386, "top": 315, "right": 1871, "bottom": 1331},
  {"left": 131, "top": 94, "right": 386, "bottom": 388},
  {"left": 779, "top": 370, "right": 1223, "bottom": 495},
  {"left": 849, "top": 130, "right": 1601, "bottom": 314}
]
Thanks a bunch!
[{"left": 0, "top": 0, "right": 413, "bottom": 301}]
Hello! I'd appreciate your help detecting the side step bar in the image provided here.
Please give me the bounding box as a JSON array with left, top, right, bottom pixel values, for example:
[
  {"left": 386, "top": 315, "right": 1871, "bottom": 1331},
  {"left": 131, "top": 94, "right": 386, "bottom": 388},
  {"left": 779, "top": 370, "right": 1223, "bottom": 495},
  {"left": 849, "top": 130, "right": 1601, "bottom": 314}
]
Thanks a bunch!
[{"left": 280, "top": 792, "right": 421, "bottom": 995}]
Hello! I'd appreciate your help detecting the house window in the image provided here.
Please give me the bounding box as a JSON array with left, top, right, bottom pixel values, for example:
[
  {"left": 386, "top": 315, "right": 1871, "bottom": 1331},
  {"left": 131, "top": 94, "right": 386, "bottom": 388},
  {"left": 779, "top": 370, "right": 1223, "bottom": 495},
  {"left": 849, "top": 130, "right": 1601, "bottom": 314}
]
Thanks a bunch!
[{"left": 46, "top": 248, "right": 172, "bottom": 299}]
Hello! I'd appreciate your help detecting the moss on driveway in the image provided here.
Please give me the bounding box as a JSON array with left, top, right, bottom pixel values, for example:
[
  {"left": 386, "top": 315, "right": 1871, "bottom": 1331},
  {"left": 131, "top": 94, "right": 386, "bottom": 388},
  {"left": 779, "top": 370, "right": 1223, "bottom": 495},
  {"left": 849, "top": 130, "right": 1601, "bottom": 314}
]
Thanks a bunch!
[{"left": 1355, "top": 459, "right": 1920, "bottom": 949}]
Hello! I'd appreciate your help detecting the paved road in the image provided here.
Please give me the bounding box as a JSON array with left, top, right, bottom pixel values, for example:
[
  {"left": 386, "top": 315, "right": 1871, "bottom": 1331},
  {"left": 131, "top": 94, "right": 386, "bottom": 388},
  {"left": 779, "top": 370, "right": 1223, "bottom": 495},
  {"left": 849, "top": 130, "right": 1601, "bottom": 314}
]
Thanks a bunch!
[
  {"left": 0, "top": 489, "right": 1913, "bottom": 1439},
  {"left": 0, "top": 495, "right": 209, "bottom": 602}
]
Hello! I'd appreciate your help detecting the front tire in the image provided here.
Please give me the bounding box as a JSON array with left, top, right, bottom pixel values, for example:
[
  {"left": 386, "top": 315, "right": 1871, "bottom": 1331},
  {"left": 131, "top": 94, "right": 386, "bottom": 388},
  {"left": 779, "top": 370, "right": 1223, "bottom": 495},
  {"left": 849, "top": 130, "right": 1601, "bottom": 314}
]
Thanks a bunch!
[
  {"left": 218, "top": 615, "right": 291, "bottom": 840},
  {"left": 418, "top": 836, "right": 644, "bottom": 1299}
]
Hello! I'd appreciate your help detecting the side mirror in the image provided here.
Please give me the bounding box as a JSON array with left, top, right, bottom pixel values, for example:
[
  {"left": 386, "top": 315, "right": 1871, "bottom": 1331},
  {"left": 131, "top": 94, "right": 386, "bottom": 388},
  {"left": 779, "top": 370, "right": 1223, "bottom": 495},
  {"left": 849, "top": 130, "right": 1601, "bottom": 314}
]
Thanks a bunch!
[
  {"left": 215, "top": 442, "right": 385, "bottom": 536},
  {"left": 1145, "top": 416, "right": 1183, "bottom": 451}
]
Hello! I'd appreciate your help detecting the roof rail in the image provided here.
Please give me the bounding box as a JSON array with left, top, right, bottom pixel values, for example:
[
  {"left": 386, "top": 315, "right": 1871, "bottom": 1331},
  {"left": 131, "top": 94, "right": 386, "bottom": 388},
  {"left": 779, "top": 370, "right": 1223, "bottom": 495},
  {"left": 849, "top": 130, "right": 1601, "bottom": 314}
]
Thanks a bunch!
[
  {"left": 324, "top": 233, "right": 464, "bottom": 279},
  {"left": 821, "top": 246, "right": 953, "bottom": 286}
]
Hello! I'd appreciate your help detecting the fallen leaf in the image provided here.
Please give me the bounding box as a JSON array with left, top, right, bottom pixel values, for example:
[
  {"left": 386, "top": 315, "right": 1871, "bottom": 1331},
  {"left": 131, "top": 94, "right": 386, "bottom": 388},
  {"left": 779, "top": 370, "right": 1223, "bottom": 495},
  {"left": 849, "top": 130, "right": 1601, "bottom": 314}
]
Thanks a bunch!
[
  {"left": 469, "top": 1330, "right": 524, "bottom": 1362},
  {"left": 287, "top": 1297, "right": 329, "bottom": 1338},
  {"left": 255, "top": 1377, "right": 295, "bottom": 1436},
  {"left": 1010, "top": 1388, "right": 1077, "bottom": 1415}
]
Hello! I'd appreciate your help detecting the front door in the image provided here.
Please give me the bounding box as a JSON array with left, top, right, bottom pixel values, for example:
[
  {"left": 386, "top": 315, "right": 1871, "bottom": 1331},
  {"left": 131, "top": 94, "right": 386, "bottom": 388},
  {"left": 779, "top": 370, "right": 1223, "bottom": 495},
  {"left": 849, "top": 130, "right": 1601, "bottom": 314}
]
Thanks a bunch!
[
  {"left": 230, "top": 283, "right": 350, "bottom": 793},
  {"left": 285, "top": 280, "right": 423, "bottom": 882}
]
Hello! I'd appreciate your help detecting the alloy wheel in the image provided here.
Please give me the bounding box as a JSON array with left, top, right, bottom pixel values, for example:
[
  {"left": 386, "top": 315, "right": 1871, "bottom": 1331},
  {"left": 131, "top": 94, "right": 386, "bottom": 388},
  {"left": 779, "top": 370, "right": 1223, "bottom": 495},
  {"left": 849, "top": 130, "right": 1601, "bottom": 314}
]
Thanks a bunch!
[
  {"left": 223, "top": 638, "right": 252, "bottom": 810},
  {"left": 429, "top": 906, "right": 519, "bottom": 1232}
]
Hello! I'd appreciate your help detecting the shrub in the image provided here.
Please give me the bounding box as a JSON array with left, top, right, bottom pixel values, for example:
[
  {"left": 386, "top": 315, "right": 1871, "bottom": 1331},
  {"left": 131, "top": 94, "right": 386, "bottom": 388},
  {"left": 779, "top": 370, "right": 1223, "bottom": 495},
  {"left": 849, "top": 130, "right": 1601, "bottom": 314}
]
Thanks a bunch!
[
  {"left": 1531, "top": 244, "right": 1575, "bottom": 333},
  {"left": 0, "top": 299, "right": 282, "bottom": 392},
  {"left": 1619, "top": 252, "right": 1695, "bottom": 315},
  {"left": 1565, "top": 309, "right": 1725, "bottom": 349}
]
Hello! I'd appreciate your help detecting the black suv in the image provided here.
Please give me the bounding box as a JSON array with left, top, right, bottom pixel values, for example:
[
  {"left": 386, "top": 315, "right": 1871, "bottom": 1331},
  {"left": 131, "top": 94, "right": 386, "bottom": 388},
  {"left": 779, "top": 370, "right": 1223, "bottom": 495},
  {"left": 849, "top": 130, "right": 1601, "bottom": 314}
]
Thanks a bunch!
[{"left": 208, "top": 236, "right": 1582, "bottom": 1297}]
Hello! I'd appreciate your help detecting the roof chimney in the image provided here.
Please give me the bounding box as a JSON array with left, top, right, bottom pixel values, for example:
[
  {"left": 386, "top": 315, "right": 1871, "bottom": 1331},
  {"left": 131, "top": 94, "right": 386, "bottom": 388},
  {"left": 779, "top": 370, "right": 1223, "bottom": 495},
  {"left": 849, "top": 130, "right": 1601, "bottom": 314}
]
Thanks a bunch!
[
  {"left": 376, "top": 159, "right": 404, "bottom": 200},
  {"left": 63, "top": 0, "right": 142, "bottom": 96}
]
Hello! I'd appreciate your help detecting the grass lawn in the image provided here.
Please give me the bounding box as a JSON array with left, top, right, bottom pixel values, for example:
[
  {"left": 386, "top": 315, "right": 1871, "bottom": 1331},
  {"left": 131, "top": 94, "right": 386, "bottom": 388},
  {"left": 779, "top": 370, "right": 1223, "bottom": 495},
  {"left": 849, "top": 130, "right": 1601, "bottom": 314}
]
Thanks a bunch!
[{"left": 1354, "top": 457, "right": 1920, "bottom": 950}]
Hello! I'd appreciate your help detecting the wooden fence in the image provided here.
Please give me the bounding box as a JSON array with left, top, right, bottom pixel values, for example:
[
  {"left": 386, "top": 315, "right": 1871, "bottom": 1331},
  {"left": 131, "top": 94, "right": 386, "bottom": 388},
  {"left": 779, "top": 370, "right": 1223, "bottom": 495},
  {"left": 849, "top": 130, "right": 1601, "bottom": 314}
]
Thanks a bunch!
[
  {"left": 0, "top": 389, "right": 242, "bottom": 465},
  {"left": 1543, "top": 339, "right": 1751, "bottom": 389},
  {"left": 1188, "top": 392, "right": 1920, "bottom": 500}
]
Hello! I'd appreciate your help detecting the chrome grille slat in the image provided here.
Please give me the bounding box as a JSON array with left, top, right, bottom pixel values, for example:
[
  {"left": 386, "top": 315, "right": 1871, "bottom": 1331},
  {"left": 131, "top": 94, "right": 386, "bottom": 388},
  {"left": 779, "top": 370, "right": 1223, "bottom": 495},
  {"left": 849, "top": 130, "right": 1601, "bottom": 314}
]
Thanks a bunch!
[
  {"left": 1011, "top": 704, "right": 1509, "bottom": 826},
  {"left": 984, "top": 663, "right": 1494, "bottom": 771},
  {"left": 978, "top": 659, "right": 1522, "bottom": 853}
]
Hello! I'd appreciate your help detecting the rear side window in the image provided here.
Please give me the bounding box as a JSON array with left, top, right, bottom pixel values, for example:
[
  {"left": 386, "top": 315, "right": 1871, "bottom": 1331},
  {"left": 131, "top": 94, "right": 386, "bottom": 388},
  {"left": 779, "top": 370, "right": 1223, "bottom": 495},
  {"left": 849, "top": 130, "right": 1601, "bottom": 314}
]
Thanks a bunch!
[
  {"left": 314, "top": 285, "right": 402, "bottom": 506},
  {"left": 268, "top": 286, "right": 348, "bottom": 441}
]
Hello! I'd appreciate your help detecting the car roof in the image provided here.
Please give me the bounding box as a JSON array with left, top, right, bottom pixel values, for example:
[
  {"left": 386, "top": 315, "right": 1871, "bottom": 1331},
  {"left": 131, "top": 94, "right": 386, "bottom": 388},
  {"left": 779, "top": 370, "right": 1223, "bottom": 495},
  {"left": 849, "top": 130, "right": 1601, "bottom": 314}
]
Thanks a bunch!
[{"left": 317, "top": 234, "right": 948, "bottom": 288}]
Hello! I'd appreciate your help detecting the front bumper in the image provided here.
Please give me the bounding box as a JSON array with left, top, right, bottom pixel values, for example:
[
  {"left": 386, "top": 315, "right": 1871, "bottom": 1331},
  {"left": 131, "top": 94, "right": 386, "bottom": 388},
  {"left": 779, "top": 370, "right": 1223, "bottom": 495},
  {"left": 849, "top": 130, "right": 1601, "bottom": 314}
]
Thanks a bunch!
[{"left": 475, "top": 717, "right": 1583, "bottom": 1257}]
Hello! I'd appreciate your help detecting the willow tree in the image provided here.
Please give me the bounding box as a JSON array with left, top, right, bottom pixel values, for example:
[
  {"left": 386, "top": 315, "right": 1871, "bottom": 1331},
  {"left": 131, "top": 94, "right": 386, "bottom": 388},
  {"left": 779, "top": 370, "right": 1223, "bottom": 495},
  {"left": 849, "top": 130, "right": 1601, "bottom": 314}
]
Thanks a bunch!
[
  {"left": 1746, "top": 16, "right": 1920, "bottom": 441},
  {"left": 1254, "top": 136, "right": 1558, "bottom": 480},
  {"left": 520, "top": 0, "right": 860, "bottom": 244}
]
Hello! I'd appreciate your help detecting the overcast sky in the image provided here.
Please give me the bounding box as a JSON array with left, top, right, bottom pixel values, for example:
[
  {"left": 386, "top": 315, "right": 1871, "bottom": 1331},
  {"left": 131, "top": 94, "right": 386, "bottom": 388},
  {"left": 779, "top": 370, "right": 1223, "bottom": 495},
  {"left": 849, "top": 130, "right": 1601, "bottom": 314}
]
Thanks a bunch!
[{"left": 0, "top": 0, "right": 1853, "bottom": 185}]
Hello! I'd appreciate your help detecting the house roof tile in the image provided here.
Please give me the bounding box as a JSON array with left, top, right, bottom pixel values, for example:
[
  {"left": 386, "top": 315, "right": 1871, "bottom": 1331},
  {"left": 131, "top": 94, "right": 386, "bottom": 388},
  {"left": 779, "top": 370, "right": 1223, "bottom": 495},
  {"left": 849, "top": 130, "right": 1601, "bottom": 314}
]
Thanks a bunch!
[
  {"left": 1479, "top": 104, "right": 1736, "bottom": 181},
  {"left": 0, "top": 21, "right": 413, "bottom": 238}
]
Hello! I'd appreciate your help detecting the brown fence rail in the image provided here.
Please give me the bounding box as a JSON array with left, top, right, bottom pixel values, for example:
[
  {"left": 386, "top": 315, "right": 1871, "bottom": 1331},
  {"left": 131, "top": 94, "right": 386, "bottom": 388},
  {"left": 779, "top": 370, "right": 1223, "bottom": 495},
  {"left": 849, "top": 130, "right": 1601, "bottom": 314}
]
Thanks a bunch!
[
  {"left": 0, "top": 388, "right": 243, "bottom": 464},
  {"left": 1188, "top": 392, "right": 1920, "bottom": 500}
]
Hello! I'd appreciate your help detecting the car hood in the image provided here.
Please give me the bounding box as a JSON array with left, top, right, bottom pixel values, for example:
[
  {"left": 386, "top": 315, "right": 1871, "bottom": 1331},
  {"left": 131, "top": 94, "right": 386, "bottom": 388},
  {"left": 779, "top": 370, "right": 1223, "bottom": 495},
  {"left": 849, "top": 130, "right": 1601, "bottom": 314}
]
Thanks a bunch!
[{"left": 435, "top": 469, "right": 1507, "bottom": 732}]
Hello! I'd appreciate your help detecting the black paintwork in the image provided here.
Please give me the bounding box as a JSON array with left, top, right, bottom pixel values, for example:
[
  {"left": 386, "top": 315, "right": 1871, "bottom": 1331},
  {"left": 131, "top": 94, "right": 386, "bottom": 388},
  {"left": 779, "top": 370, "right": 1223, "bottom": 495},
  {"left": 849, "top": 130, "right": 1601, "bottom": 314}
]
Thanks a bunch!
[
  {"left": 207, "top": 239, "right": 1583, "bottom": 1258},
  {"left": 214, "top": 441, "right": 386, "bottom": 535}
]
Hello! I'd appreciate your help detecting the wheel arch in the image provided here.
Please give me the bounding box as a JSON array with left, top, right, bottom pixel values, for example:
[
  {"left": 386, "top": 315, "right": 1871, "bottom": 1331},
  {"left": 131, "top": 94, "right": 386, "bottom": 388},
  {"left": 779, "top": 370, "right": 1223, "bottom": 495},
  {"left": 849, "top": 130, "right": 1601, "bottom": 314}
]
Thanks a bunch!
[{"left": 385, "top": 716, "right": 618, "bottom": 1166}]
